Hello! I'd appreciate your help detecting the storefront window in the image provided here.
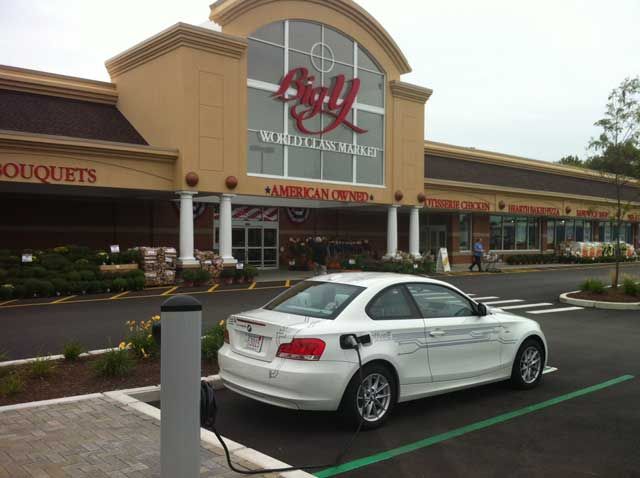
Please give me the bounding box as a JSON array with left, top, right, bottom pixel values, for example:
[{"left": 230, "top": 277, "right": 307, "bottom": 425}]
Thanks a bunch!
[
  {"left": 515, "top": 217, "right": 527, "bottom": 250},
  {"left": 556, "top": 220, "right": 566, "bottom": 243},
  {"left": 502, "top": 217, "right": 516, "bottom": 250},
  {"left": 624, "top": 223, "right": 633, "bottom": 243},
  {"left": 490, "top": 215, "right": 502, "bottom": 250},
  {"left": 575, "top": 220, "right": 584, "bottom": 242},
  {"left": 546, "top": 220, "right": 555, "bottom": 249},
  {"left": 459, "top": 214, "right": 471, "bottom": 250},
  {"left": 247, "top": 20, "right": 386, "bottom": 186},
  {"left": 528, "top": 218, "right": 540, "bottom": 249},
  {"left": 599, "top": 222, "right": 611, "bottom": 242},
  {"left": 584, "top": 221, "right": 592, "bottom": 241},
  {"left": 565, "top": 220, "right": 576, "bottom": 242}
]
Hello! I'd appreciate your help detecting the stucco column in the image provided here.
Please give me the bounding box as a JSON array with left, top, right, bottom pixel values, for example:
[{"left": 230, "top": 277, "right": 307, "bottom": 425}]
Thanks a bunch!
[
  {"left": 385, "top": 205, "right": 400, "bottom": 259},
  {"left": 177, "top": 191, "right": 198, "bottom": 267},
  {"left": 409, "top": 206, "right": 421, "bottom": 259},
  {"left": 219, "top": 194, "right": 237, "bottom": 266}
]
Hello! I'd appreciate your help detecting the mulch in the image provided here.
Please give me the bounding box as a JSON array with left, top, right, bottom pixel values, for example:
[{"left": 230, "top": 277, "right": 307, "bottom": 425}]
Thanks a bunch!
[
  {"left": 0, "top": 355, "right": 219, "bottom": 407},
  {"left": 568, "top": 289, "right": 640, "bottom": 303}
]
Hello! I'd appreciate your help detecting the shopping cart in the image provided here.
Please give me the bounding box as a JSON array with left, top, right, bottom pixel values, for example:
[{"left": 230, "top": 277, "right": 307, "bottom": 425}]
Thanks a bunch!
[{"left": 483, "top": 252, "right": 502, "bottom": 273}]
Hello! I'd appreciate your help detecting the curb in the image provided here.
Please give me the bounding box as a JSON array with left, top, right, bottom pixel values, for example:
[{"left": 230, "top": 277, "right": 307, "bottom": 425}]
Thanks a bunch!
[
  {"left": 0, "top": 347, "right": 116, "bottom": 368},
  {"left": 559, "top": 291, "right": 640, "bottom": 310}
]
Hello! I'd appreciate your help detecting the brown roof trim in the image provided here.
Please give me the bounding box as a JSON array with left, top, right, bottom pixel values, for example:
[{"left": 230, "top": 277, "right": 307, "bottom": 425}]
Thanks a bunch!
[
  {"left": 425, "top": 178, "right": 640, "bottom": 208},
  {"left": 390, "top": 81, "right": 433, "bottom": 104},
  {"left": 423, "top": 140, "right": 640, "bottom": 186},
  {"left": 210, "top": 0, "right": 412, "bottom": 75},
  {"left": 0, "top": 130, "right": 178, "bottom": 163},
  {"left": 0, "top": 64, "right": 118, "bottom": 105},
  {"left": 105, "top": 22, "right": 248, "bottom": 77}
]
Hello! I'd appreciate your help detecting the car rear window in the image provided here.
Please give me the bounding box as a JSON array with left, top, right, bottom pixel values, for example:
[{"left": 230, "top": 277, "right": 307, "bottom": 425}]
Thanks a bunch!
[{"left": 264, "top": 280, "right": 364, "bottom": 320}]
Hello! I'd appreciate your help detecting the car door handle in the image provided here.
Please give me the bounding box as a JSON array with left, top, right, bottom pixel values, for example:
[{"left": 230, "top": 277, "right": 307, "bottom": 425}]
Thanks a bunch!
[{"left": 429, "top": 330, "right": 446, "bottom": 337}]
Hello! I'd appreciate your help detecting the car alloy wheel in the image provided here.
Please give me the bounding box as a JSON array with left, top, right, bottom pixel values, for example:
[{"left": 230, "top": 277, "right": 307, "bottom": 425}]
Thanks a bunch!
[
  {"left": 519, "top": 346, "right": 542, "bottom": 384},
  {"left": 356, "top": 373, "right": 392, "bottom": 422}
]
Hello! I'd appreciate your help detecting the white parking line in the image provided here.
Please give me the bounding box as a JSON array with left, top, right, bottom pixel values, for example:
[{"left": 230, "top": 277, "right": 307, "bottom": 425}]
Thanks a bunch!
[
  {"left": 467, "top": 293, "right": 476, "bottom": 297},
  {"left": 527, "top": 306, "right": 584, "bottom": 315},
  {"left": 473, "top": 296, "right": 499, "bottom": 301},
  {"left": 500, "top": 302, "right": 553, "bottom": 310},
  {"left": 483, "top": 299, "right": 524, "bottom": 305},
  {"left": 543, "top": 366, "right": 558, "bottom": 375}
]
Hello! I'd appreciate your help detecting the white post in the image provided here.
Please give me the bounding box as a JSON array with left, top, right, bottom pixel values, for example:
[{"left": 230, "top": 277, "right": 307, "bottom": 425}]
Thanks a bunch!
[
  {"left": 219, "top": 194, "right": 237, "bottom": 266},
  {"left": 177, "top": 191, "right": 198, "bottom": 266},
  {"left": 409, "top": 206, "right": 421, "bottom": 258},
  {"left": 160, "top": 295, "right": 202, "bottom": 478},
  {"left": 385, "top": 205, "right": 399, "bottom": 259}
]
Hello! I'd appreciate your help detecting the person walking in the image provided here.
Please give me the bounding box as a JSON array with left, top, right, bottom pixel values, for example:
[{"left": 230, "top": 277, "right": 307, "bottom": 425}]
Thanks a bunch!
[{"left": 469, "top": 237, "right": 484, "bottom": 272}]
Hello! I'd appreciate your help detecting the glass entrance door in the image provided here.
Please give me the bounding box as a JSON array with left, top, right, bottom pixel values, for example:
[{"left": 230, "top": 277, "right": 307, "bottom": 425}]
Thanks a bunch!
[
  {"left": 426, "top": 225, "right": 447, "bottom": 256},
  {"left": 232, "top": 225, "right": 279, "bottom": 269}
]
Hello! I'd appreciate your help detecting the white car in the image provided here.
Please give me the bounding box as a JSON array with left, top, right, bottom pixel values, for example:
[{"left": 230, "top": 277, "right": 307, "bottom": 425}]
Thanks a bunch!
[{"left": 218, "top": 273, "right": 548, "bottom": 428}]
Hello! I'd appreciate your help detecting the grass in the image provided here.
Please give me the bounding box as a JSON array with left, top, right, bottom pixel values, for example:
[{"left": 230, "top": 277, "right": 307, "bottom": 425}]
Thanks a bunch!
[
  {"left": 622, "top": 277, "right": 639, "bottom": 296},
  {"left": 30, "top": 356, "right": 55, "bottom": 378},
  {"left": 0, "top": 372, "right": 24, "bottom": 397},
  {"left": 0, "top": 350, "right": 7, "bottom": 362},
  {"left": 580, "top": 278, "right": 605, "bottom": 294},
  {"left": 63, "top": 341, "right": 85, "bottom": 361},
  {"left": 92, "top": 349, "right": 134, "bottom": 378}
]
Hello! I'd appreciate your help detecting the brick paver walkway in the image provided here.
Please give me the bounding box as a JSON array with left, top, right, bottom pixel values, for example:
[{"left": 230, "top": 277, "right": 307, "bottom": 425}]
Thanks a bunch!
[{"left": 0, "top": 396, "right": 271, "bottom": 478}]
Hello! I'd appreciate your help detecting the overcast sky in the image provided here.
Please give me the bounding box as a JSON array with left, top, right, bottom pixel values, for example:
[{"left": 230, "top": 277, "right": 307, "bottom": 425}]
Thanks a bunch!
[{"left": 1, "top": 0, "right": 638, "bottom": 162}]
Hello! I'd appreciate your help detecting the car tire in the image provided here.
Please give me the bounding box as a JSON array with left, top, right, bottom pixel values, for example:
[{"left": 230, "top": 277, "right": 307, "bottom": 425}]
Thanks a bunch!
[
  {"left": 511, "top": 338, "right": 545, "bottom": 390},
  {"left": 340, "top": 363, "right": 396, "bottom": 430}
]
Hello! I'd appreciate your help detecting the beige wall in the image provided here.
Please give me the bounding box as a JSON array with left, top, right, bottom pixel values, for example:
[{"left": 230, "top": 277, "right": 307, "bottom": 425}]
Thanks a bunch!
[{"left": 107, "top": 0, "right": 429, "bottom": 206}]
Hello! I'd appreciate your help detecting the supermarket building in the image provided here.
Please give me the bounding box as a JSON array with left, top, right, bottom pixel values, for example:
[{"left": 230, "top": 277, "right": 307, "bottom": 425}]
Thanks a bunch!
[{"left": 1, "top": 0, "right": 639, "bottom": 268}]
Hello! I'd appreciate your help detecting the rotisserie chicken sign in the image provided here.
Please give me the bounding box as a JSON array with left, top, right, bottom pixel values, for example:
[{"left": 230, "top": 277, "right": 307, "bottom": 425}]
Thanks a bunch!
[{"left": 256, "top": 67, "right": 378, "bottom": 159}]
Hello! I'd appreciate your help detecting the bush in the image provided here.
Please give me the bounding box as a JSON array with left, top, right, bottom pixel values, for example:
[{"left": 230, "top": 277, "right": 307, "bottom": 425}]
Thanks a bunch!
[
  {"left": 93, "top": 349, "right": 134, "bottom": 377},
  {"left": 0, "top": 284, "right": 14, "bottom": 300},
  {"left": 51, "top": 278, "right": 70, "bottom": 296},
  {"left": 244, "top": 265, "right": 258, "bottom": 280},
  {"left": 87, "top": 280, "right": 104, "bottom": 294},
  {"left": 112, "top": 278, "right": 128, "bottom": 292},
  {"left": 183, "top": 269, "right": 212, "bottom": 286},
  {"left": 12, "top": 284, "right": 26, "bottom": 299},
  {"left": 126, "top": 276, "right": 145, "bottom": 291},
  {"left": 30, "top": 356, "right": 55, "bottom": 378},
  {"left": 63, "top": 341, "right": 85, "bottom": 361},
  {"left": 622, "top": 277, "right": 639, "bottom": 296},
  {"left": 580, "top": 278, "right": 605, "bottom": 294},
  {"left": 202, "top": 320, "right": 226, "bottom": 362},
  {"left": 39, "top": 253, "right": 70, "bottom": 271},
  {"left": 79, "top": 270, "right": 95, "bottom": 281},
  {"left": 66, "top": 270, "right": 82, "bottom": 282},
  {"left": 24, "top": 279, "right": 54, "bottom": 297},
  {"left": 124, "top": 316, "right": 160, "bottom": 359},
  {"left": 0, "top": 350, "right": 7, "bottom": 362},
  {"left": 0, "top": 372, "right": 24, "bottom": 397}
]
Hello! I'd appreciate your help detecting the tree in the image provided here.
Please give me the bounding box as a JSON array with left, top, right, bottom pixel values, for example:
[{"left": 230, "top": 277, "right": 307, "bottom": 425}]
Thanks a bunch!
[
  {"left": 588, "top": 76, "right": 640, "bottom": 288},
  {"left": 557, "top": 155, "right": 584, "bottom": 167}
]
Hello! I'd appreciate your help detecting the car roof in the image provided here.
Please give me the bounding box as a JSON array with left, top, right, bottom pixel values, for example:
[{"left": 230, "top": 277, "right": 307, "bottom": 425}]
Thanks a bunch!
[{"left": 307, "top": 272, "right": 446, "bottom": 289}]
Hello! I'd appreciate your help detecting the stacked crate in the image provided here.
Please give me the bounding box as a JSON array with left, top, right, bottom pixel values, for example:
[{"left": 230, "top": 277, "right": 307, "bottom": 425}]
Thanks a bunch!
[
  {"left": 195, "top": 250, "right": 224, "bottom": 280},
  {"left": 138, "top": 247, "right": 177, "bottom": 286}
]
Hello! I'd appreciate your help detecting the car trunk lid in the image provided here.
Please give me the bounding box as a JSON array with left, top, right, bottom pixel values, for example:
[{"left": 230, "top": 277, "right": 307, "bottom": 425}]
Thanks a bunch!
[{"left": 227, "top": 309, "right": 322, "bottom": 362}]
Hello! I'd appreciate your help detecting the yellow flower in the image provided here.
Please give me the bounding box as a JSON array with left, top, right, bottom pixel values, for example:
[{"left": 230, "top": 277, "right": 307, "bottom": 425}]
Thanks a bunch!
[
  {"left": 118, "top": 342, "right": 126, "bottom": 350},
  {"left": 147, "top": 334, "right": 152, "bottom": 339},
  {"left": 219, "top": 320, "right": 225, "bottom": 327}
]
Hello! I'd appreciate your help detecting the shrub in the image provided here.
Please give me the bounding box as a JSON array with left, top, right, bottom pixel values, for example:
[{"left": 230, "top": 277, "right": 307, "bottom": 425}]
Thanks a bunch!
[
  {"left": 39, "top": 253, "right": 70, "bottom": 271},
  {"left": 580, "top": 278, "right": 605, "bottom": 294},
  {"left": 202, "top": 320, "right": 226, "bottom": 362},
  {"left": 79, "top": 270, "right": 95, "bottom": 281},
  {"left": 30, "top": 356, "right": 55, "bottom": 378},
  {"left": 93, "top": 349, "right": 134, "bottom": 377},
  {"left": 112, "top": 278, "right": 128, "bottom": 292},
  {"left": 126, "top": 276, "right": 145, "bottom": 291},
  {"left": 87, "top": 280, "right": 104, "bottom": 294},
  {"left": 51, "top": 278, "right": 70, "bottom": 296},
  {"left": 66, "top": 270, "right": 82, "bottom": 282},
  {"left": 124, "top": 316, "right": 160, "bottom": 359},
  {"left": 244, "top": 265, "right": 259, "bottom": 280},
  {"left": 12, "top": 284, "right": 26, "bottom": 299},
  {"left": 63, "top": 341, "right": 85, "bottom": 361},
  {"left": 184, "top": 269, "right": 212, "bottom": 286},
  {"left": 24, "top": 279, "right": 54, "bottom": 297},
  {"left": 622, "top": 277, "right": 639, "bottom": 297},
  {"left": 0, "top": 372, "right": 24, "bottom": 397},
  {"left": 0, "top": 284, "right": 14, "bottom": 300}
]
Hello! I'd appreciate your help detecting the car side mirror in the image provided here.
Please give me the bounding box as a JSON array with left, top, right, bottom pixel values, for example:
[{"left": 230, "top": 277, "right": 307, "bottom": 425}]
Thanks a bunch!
[{"left": 476, "top": 303, "right": 488, "bottom": 317}]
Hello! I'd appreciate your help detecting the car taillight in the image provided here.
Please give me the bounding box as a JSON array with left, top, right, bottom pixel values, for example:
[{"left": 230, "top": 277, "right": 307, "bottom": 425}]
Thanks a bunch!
[
  {"left": 223, "top": 328, "right": 229, "bottom": 344},
  {"left": 276, "top": 338, "right": 326, "bottom": 361}
]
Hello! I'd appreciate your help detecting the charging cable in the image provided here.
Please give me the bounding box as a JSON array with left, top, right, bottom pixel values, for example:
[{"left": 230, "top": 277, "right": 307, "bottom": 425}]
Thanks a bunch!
[{"left": 208, "top": 334, "right": 365, "bottom": 475}]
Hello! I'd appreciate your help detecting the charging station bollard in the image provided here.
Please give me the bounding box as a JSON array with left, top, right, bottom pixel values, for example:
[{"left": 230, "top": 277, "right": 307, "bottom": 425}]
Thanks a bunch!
[{"left": 160, "top": 295, "right": 202, "bottom": 478}]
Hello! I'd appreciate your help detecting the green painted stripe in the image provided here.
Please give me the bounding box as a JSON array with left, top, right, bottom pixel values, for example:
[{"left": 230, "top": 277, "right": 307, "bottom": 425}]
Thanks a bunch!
[{"left": 315, "top": 374, "right": 634, "bottom": 478}]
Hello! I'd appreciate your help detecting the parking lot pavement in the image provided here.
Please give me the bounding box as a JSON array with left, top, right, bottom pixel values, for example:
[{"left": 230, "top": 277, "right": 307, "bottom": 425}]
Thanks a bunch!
[{"left": 211, "top": 301, "right": 640, "bottom": 477}]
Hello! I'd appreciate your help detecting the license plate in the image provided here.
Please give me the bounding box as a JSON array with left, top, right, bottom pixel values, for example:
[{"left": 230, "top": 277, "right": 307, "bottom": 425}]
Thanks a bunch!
[{"left": 245, "top": 333, "right": 264, "bottom": 353}]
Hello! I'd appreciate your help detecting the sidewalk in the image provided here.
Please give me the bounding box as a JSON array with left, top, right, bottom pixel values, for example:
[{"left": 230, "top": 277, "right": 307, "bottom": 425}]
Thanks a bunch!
[
  {"left": 0, "top": 395, "right": 272, "bottom": 478},
  {"left": 446, "top": 261, "right": 639, "bottom": 274}
]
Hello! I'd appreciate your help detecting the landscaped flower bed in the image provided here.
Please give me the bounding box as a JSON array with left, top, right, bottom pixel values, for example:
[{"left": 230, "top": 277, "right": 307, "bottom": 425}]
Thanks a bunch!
[
  {"left": 0, "top": 317, "right": 226, "bottom": 406},
  {"left": 567, "top": 277, "right": 640, "bottom": 303}
]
